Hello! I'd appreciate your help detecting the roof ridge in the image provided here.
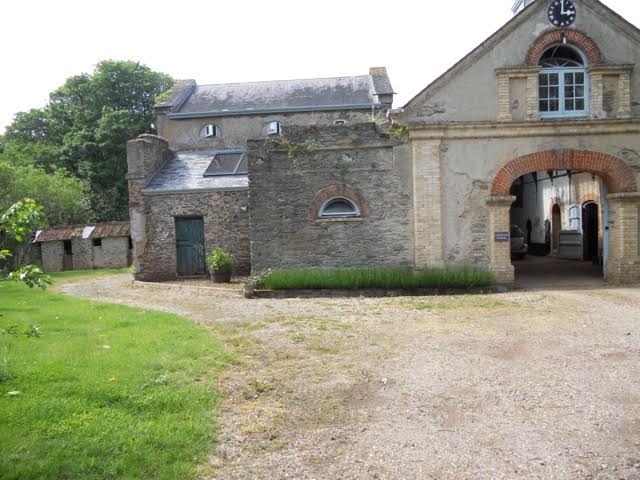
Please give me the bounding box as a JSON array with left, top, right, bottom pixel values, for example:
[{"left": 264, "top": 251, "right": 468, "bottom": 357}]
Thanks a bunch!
[{"left": 196, "top": 74, "right": 371, "bottom": 88}]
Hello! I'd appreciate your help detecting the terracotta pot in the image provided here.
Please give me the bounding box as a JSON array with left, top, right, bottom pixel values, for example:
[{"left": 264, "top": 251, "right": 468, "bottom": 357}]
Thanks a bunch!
[{"left": 210, "top": 269, "right": 231, "bottom": 283}]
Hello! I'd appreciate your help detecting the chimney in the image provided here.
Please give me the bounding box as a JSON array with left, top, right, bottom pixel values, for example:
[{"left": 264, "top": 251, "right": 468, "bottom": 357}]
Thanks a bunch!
[
  {"left": 369, "top": 66, "right": 387, "bottom": 77},
  {"left": 369, "top": 67, "right": 395, "bottom": 113}
]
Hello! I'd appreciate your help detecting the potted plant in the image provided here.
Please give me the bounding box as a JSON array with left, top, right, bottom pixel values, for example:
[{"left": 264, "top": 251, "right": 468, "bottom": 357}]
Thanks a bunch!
[{"left": 207, "top": 247, "right": 233, "bottom": 283}]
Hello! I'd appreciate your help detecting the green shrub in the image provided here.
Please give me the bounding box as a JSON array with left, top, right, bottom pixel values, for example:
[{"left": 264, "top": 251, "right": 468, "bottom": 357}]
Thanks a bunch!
[
  {"left": 260, "top": 266, "right": 493, "bottom": 290},
  {"left": 206, "top": 247, "right": 233, "bottom": 272}
]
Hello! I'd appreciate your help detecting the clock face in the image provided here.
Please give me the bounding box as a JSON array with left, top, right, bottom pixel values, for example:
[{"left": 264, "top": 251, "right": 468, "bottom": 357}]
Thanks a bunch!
[{"left": 548, "top": 0, "right": 577, "bottom": 27}]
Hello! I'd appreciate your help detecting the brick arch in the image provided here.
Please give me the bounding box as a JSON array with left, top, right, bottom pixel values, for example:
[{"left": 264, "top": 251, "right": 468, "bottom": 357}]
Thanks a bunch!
[
  {"left": 307, "top": 184, "right": 370, "bottom": 220},
  {"left": 491, "top": 150, "right": 637, "bottom": 196},
  {"left": 525, "top": 29, "right": 603, "bottom": 65}
]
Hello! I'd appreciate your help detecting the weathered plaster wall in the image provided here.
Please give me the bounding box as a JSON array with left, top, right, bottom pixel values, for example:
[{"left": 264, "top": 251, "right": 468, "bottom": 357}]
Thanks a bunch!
[
  {"left": 248, "top": 124, "right": 413, "bottom": 273},
  {"left": 436, "top": 130, "right": 640, "bottom": 266},
  {"left": 137, "top": 191, "right": 250, "bottom": 281},
  {"left": 41, "top": 241, "right": 64, "bottom": 272},
  {"left": 403, "top": 1, "right": 640, "bottom": 123},
  {"left": 158, "top": 110, "right": 373, "bottom": 151}
]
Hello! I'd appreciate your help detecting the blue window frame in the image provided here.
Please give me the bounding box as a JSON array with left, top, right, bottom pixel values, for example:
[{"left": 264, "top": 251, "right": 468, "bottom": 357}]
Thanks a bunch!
[{"left": 538, "top": 45, "right": 588, "bottom": 118}]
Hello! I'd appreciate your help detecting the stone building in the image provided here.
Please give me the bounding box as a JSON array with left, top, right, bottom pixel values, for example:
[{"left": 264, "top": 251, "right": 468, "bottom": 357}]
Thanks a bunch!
[
  {"left": 247, "top": 0, "right": 640, "bottom": 285},
  {"left": 34, "top": 222, "right": 131, "bottom": 272},
  {"left": 389, "top": 0, "right": 640, "bottom": 284},
  {"left": 128, "top": 69, "right": 394, "bottom": 280},
  {"left": 129, "top": 0, "right": 640, "bottom": 286}
]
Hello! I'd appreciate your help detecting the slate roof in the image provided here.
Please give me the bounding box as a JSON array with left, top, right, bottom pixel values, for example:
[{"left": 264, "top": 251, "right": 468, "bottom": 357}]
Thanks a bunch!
[
  {"left": 164, "top": 69, "right": 394, "bottom": 118},
  {"left": 143, "top": 149, "right": 249, "bottom": 195},
  {"left": 34, "top": 221, "right": 130, "bottom": 243}
]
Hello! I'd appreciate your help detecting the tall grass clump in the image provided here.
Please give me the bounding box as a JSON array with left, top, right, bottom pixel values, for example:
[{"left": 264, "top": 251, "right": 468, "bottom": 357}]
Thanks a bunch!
[{"left": 260, "top": 266, "right": 493, "bottom": 290}]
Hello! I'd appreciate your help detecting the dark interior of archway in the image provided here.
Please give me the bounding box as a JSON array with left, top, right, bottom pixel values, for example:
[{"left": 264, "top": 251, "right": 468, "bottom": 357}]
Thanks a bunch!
[{"left": 508, "top": 170, "right": 605, "bottom": 286}]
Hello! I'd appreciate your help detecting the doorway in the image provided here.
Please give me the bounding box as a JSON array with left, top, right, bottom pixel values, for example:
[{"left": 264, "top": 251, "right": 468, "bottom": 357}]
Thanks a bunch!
[
  {"left": 175, "top": 217, "right": 206, "bottom": 276},
  {"left": 63, "top": 240, "right": 73, "bottom": 271},
  {"left": 582, "top": 201, "right": 599, "bottom": 263},
  {"left": 551, "top": 204, "right": 561, "bottom": 255}
]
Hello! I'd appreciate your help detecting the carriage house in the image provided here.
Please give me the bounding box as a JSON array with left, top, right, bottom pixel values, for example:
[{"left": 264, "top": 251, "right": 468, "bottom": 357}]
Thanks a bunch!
[{"left": 129, "top": 0, "right": 640, "bottom": 286}]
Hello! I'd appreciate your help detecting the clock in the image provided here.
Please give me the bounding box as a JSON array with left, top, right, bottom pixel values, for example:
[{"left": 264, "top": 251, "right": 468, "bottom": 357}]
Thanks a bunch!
[{"left": 548, "top": 0, "right": 576, "bottom": 27}]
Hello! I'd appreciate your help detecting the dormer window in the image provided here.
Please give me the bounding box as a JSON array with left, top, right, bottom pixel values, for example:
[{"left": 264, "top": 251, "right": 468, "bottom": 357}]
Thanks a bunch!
[
  {"left": 334, "top": 119, "right": 347, "bottom": 125},
  {"left": 266, "top": 121, "right": 281, "bottom": 136},
  {"left": 201, "top": 124, "right": 217, "bottom": 138},
  {"left": 538, "top": 45, "right": 588, "bottom": 117}
]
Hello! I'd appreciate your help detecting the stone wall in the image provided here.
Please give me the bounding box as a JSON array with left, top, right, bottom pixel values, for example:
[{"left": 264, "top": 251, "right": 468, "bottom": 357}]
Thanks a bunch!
[
  {"left": 101, "top": 237, "right": 131, "bottom": 269},
  {"left": 41, "top": 241, "right": 64, "bottom": 272},
  {"left": 158, "top": 110, "right": 374, "bottom": 151},
  {"left": 71, "top": 238, "right": 93, "bottom": 270},
  {"left": 137, "top": 191, "right": 250, "bottom": 281},
  {"left": 247, "top": 123, "right": 413, "bottom": 273},
  {"left": 40, "top": 237, "right": 130, "bottom": 272}
]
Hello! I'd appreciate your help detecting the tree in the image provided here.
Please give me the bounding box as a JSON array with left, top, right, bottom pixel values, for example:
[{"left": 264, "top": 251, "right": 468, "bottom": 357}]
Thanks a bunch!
[
  {"left": 0, "top": 199, "right": 51, "bottom": 290},
  {"left": 0, "top": 159, "right": 92, "bottom": 226},
  {"left": 4, "top": 60, "right": 173, "bottom": 221}
]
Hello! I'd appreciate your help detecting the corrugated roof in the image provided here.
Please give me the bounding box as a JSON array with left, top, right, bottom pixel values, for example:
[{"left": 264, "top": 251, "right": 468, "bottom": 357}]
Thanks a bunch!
[
  {"left": 143, "top": 149, "right": 249, "bottom": 195},
  {"left": 34, "top": 225, "right": 87, "bottom": 243},
  {"left": 91, "top": 221, "right": 130, "bottom": 238},
  {"left": 34, "top": 221, "right": 130, "bottom": 243},
  {"left": 173, "top": 75, "right": 377, "bottom": 116}
]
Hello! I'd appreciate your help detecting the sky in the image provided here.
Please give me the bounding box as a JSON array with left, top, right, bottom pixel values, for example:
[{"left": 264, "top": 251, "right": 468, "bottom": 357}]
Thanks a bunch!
[{"left": 1, "top": 0, "right": 639, "bottom": 134}]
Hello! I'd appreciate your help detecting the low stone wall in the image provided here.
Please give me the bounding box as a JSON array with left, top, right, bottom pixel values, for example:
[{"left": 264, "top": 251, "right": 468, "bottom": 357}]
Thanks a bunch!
[{"left": 247, "top": 123, "right": 413, "bottom": 273}]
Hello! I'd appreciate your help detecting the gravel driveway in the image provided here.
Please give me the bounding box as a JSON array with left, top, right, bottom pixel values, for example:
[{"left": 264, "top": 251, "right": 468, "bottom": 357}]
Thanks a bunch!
[{"left": 61, "top": 274, "right": 640, "bottom": 480}]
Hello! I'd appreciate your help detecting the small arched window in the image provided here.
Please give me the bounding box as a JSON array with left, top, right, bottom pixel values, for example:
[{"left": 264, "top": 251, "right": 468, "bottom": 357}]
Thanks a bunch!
[
  {"left": 538, "top": 45, "right": 588, "bottom": 117},
  {"left": 201, "top": 124, "right": 217, "bottom": 138},
  {"left": 318, "top": 197, "right": 360, "bottom": 218},
  {"left": 266, "top": 121, "right": 281, "bottom": 135}
]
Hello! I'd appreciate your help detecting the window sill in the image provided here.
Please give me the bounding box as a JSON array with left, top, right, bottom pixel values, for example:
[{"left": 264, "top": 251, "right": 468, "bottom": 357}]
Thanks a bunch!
[
  {"left": 539, "top": 112, "right": 589, "bottom": 120},
  {"left": 314, "top": 217, "right": 364, "bottom": 223}
]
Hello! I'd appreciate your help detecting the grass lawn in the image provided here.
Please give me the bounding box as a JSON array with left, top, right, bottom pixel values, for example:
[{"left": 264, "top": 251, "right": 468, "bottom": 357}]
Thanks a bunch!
[{"left": 0, "top": 271, "right": 232, "bottom": 480}]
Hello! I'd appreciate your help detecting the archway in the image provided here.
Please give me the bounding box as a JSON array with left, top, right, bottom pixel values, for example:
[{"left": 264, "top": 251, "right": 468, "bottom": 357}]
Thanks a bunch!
[{"left": 488, "top": 150, "right": 640, "bottom": 285}]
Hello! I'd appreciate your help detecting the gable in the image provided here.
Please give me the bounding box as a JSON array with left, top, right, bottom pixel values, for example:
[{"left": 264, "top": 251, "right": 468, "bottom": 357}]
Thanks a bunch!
[{"left": 396, "top": 0, "right": 640, "bottom": 125}]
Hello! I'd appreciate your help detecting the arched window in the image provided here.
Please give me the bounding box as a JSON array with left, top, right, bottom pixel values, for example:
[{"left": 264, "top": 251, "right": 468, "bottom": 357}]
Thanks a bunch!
[
  {"left": 538, "top": 45, "right": 588, "bottom": 117},
  {"left": 318, "top": 197, "right": 360, "bottom": 218},
  {"left": 201, "top": 124, "right": 217, "bottom": 138},
  {"left": 266, "top": 121, "right": 281, "bottom": 135}
]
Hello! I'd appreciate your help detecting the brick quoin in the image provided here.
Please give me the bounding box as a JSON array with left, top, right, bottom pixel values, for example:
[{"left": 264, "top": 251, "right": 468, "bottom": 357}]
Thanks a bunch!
[
  {"left": 307, "top": 184, "right": 370, "bottom": 220},
  {"left": 525, "top": 29, "right": 603, "bottom": 65},
  {"left": 491, "top": 150, "right": 638, "bottom": 196}
]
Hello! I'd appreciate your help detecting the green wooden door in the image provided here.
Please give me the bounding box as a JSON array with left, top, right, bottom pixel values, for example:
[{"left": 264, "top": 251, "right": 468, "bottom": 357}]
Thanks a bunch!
[{"left": 175, "top": 217, "right": 205, "bottom": 276}]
